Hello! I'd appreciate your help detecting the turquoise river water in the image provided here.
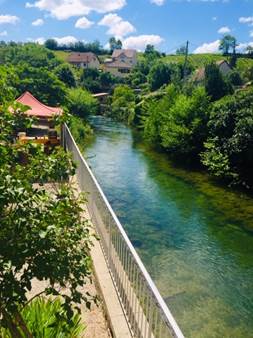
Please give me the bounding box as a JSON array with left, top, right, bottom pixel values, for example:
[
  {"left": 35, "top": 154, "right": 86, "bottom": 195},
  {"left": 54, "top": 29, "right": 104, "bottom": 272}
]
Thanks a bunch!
[{"left": 84, "top": 116, "right": 253, "bottom": 338}]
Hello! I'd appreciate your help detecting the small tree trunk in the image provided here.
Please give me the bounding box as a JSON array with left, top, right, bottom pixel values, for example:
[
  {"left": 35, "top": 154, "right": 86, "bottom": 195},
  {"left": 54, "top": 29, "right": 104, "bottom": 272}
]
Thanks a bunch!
[
  {"left": 15, "top": 312, "right": 33, "bottom": 338},
  {"left": 1, "top": 309, "right": 23, "bottom": 338}
]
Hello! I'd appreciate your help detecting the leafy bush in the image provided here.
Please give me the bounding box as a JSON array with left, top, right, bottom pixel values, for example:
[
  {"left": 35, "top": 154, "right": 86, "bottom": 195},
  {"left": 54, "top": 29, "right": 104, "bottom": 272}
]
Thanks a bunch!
[
  {"left": 204, "top": 63, "right": 233, "bottom": 101},
  {"left": 16, "top": 65, "right": 67, "bottom": 106},
  {"left": 0, "top": 102, "right": 93, "bottom": 336},
  {"left": 55, "top": 63, "right": 76, "bottom": 88},
  {"left": 111, "top": 85, "right": 136, "bottom": 124},
  {"left": 201, "top": 88, "right": 253, "bottom": 188},
  {"left": 66, "top": 88, "right": 98, "bottom": 118},
  {"left": 1, "top": 297, "right": 84, "bottom": 338},
  {"left": 69, "top": 115, "right": 93, "bottom": 147},
  {"left": 142, "top": 85, "right": 210, "bottom": 160},
  {"left": 148, "top": 62, "right": 172, "bottom": 91}
]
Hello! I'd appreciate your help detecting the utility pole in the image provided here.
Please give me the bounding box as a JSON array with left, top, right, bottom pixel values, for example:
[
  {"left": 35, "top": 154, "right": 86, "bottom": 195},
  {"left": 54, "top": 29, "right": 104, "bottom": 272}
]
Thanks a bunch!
[{"left": 183, "top": 40, "right": 189, "bottom": 80}]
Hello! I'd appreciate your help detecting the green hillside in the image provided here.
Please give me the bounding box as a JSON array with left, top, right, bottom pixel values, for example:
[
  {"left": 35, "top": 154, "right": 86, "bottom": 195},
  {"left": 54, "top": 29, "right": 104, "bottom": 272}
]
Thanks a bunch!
[
  {"left": 53, "top": 50, "right": 69, "bottom": 61},
  {"left": 164, "top": 54, "right": 253, "bottom": 71}
]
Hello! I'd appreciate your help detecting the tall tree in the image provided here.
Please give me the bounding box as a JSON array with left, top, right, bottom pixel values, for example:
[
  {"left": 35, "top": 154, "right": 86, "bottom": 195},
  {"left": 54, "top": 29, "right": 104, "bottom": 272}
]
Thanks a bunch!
[
  {"left": 109, "top": 37, "right": 122, "bottom": 52},
  {"left": 219, "top": 35, "right": 237, "bottom": 55},
  {"left": 204, "top": 63, "right": 233, "bottom": 101},
  {"left": 176, "top": 45, "right": 187, "bottom": 55},
  {"left": 44, "top": 39, "right": 58, "bottom": 50}
]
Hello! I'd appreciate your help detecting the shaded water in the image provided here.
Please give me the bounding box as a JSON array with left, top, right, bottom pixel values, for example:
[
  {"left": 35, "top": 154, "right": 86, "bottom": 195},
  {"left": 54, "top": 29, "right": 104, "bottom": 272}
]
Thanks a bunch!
[{"left": 84, "top": 116, "right": 253, "bottom": 338}]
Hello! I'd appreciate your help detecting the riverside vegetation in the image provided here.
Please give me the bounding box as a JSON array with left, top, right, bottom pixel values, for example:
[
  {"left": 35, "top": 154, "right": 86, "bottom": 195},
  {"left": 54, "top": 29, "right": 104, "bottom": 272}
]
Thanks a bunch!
[
  {"left": 0, "top": 42, "right": 103, "bottom": 336},
  {"left": 108, "top": 40, "right": 253, "bottom": 191}
]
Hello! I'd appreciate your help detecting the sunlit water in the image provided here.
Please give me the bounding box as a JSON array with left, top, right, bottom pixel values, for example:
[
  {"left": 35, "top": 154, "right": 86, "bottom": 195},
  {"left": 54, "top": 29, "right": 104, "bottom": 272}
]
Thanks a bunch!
[{"left": 84, "top": 116, "right": 253, "bottom": 338}]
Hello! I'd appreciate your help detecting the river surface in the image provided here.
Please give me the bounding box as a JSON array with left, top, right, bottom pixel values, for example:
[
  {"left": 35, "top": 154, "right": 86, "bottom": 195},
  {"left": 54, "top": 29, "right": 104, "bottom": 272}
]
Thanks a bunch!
[{"left": 84, "top": 116, "right": 253, "bottom": 338}]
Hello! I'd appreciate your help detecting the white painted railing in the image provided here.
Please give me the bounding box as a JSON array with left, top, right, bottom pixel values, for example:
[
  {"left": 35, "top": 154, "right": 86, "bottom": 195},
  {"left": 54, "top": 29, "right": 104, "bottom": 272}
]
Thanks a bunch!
[{"left": 63, "top": 124, "right": 185, "bottom": 338}]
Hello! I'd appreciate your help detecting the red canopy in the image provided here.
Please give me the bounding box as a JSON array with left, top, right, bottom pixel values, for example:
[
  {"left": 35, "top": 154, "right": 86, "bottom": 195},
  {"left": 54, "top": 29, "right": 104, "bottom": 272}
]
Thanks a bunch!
[{"left": 16, "top": 91, "right": 62, "bottom": 118}]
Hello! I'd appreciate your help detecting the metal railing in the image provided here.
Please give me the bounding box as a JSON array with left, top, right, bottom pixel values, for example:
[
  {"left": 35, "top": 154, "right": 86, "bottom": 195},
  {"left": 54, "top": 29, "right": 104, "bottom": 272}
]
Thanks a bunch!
[{"left": 63, "top": 124, "right": 185, "bottom": 338}]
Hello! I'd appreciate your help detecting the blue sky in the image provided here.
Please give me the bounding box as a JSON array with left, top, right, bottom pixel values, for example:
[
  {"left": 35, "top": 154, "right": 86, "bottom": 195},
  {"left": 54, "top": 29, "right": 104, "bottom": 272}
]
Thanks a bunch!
[{"left": 0, "top": 0, "right": 252, "bottom": 53}]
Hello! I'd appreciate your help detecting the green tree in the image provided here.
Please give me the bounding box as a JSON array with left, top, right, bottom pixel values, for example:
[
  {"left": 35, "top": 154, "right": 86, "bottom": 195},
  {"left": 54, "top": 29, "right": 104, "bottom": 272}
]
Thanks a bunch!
[
  {"left": 109, "top": 37, "right": 122, "bottom": 52},
  {"left": 0, "top": 65, "right": 18, "bottom": 103},
  {"left": 201, "top": 88, "right": 253, "bottom": 188},
  {"left": 111, "top": 85, "right": 136, "bottom": 124},
  {"left": 55, "top": 63, "right": 76, "bottom": 87},
  {"left": 66, "top": 87, "right": 98, "bottom": 118},
  {"left": 246, "top": 45, "right": 253, "bottom": 55},
  {"left": 142, "top": 85, "right": 210, "bottom": 160},
  {"left": 16, "top": 65, "right": 67, "bottom": 106},
  {"left": 176, "top": 45, "right": 187, "bottom": 55},
  {"left": 204, "top": 63, "right": 233, "bottom": 101},
  {"left": 227, "top": 70, "right": 243, "bottom": 86},
  {"left": 148, "top": 63, "right": 172, "bottom": 91},
  {"left": 44, "top": 38, "right": 58, "bottom": 50},
  {"left": 219, "top": 35, "right": 237, "bottom": 55},
  {"left": 0, "top": 102, "right": 93, "bottom": 336}
]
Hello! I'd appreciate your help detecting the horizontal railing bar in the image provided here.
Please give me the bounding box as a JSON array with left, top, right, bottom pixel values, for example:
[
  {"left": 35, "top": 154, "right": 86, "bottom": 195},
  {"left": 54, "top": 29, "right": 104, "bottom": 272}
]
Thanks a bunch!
[{"left": 64, "top": 124, "right": 184, "bottom": 338}]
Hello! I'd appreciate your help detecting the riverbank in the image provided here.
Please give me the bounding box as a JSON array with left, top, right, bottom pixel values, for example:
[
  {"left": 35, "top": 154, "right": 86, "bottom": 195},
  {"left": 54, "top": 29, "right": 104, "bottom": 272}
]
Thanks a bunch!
[{"left": 83, "top": 116, "right": 253, "bottom": 338}]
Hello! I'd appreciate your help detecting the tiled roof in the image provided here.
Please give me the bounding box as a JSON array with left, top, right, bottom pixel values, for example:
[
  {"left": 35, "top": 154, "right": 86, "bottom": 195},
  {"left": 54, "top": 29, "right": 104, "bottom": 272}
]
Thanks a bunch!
[
  {"left": 112, "top": 49, "right": 136, "bottom": 58},
  {"left": 16, "top": 91, "right": 62, "bottom": 118},
  {"left": 68, "top": 52, "right": 99, "bottom": 63}
]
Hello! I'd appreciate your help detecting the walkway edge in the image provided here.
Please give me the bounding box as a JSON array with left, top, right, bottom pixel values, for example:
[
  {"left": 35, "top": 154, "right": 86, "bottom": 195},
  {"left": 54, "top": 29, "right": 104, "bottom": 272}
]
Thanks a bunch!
[
  {"left": 90, "top": 236, "right": 133, "bottom": 338},
  {"left": 74, "top": 176, "right": 132, "bottom": 338}
]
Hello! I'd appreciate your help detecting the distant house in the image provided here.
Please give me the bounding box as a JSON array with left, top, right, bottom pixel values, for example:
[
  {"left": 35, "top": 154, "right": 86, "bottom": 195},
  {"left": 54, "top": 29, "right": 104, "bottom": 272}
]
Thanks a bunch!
[
  {"left": 194, "top": 60, "right": 232, "bottom": 82},
  {"left": 68, "top": 52, "right": 100, "bottom": 69},
  {"left": 104, "top": 49, "right": 137, "bottom": 77}
]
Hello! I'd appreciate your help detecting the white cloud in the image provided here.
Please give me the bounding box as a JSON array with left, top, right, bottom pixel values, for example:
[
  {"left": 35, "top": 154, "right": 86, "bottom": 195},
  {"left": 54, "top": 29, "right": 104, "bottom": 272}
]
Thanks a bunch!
[
  {"left": 27, "top": 37, "right": 45, "bottom": 44},
  {"left": 25, "top": 0, "right": 126, "bottom": 20},
  {"left": 0, "top": 15, "right": 19, "bottom": 25},
  {"left": 194, "top": 40, "right": 220, "bottom": 54},
  {"left": 75, "top": 16, "right": 94, "bottom": 29},
  {"left": 250, "top": 31, "right": 253, "bottom": 38},
  {"left": 237, "top": 41, "right": 253, "bottom": 52},
  {"left": 239, "top": 16, "right": 253, "bottom": 25},
  {"left": 0, "top": 30, "right": 7, "bottom": 36},
  {"left": 54, "top": 35, "right": 78, "bottom": 45},
  {"left": 150, "top": 0, "right": 165, "bottom": 5},
  {"left": 32, "top": 18, "right": 44, "bottom": 26},
  {"left": 98, "top": 13, "right": 135, "bottom": 38},
  {"left": 122, "top": 34, "right": 164, "bottom": 51},
  {"left": 218, "top": 26, "right": 231, "bottom": 34}
]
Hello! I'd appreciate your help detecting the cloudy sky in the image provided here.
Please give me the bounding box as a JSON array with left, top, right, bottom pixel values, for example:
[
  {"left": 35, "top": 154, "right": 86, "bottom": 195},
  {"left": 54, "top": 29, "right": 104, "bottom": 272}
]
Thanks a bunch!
[{"left": 0, "top": 0, "right": 252, "bottom": 53}]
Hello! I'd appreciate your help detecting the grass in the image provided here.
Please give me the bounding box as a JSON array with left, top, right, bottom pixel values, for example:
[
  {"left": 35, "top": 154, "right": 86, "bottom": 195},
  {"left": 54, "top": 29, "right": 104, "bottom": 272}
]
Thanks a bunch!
[
  {"left": 53, "top": 50, "right": 69, "bottom": 62},
  {"left": 164, "top": 54, "right": 253, "bottom": 71}
]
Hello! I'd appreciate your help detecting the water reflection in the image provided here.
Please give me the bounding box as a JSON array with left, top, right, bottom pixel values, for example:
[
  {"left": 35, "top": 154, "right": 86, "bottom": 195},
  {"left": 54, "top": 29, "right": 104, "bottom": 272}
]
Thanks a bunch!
[{"left": 85, "top": 116, "right": 253, "bottom": 338}]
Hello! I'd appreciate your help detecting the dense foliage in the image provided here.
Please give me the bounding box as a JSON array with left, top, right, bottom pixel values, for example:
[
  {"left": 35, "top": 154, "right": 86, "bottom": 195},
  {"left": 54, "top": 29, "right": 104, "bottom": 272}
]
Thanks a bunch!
[
  {"left": 1, "top": 297, "right": 84, "bottom": 337},
  {"left": 142, "top": 85, "right": 210, "bottom": 160},
  {"left": 201, "top": 88, "right": 253, "bottom": 188},
  {"left": 204, "top": 63, "right": 233, "bottom": 101},
  {"left": 44, "top": 38, "right": 109, "bottom": 55},
  {"left": 0, "top": 102, "right": 93, "bottom": 336},
  {"left": 80, "top": 68, "right": 117, "bottom": 93},
  {"left": 66, "top": 87, "right": 98, "bottom": 118},
  {"left": 111, "top": 85, "right": 136, "bottom": 124}
]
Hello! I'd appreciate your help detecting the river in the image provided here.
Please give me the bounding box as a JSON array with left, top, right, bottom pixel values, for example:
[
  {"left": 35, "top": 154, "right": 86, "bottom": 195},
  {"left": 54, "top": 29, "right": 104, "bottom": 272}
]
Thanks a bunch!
[{"left": 84, "top": 116, "right": 253, "bottom": 338}]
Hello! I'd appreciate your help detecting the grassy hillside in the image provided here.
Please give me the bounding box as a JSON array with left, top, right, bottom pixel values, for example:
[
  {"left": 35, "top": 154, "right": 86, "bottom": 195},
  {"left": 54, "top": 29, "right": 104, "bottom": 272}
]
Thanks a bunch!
[
  {"left": 164, "top": 54, "right": 253, "bottom": 71},
  {"left": 53, "top": 50, "right": 69, "bottom": 61}
]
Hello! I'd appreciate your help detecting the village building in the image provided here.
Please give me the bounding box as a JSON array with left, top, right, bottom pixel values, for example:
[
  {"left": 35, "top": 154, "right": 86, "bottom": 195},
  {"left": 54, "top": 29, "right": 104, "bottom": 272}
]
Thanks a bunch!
[
  {"left": 194, "top": 60, "right": 232, "bottom": 82},
  {"left": 104, "top": 49, "right": 137, "bottom": 77},
  {"left": 68, "top": 52, "right": 100, "bottom": 69}
]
